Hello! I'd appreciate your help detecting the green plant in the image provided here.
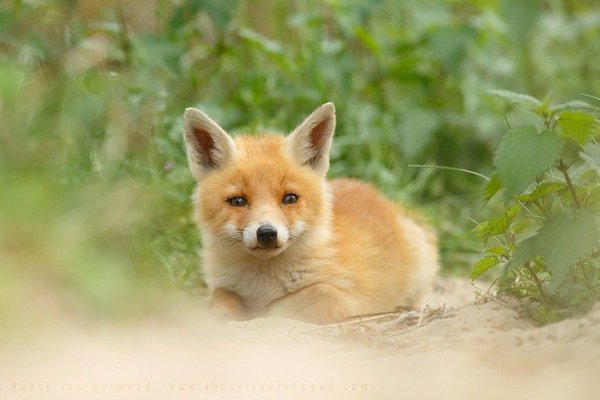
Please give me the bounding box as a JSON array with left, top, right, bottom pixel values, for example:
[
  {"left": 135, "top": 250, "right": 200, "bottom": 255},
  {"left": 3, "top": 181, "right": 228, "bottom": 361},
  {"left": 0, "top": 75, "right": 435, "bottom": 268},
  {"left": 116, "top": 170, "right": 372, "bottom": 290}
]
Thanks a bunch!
[{"left": 472, "top": 90, "right": 600, "bottom": 323}]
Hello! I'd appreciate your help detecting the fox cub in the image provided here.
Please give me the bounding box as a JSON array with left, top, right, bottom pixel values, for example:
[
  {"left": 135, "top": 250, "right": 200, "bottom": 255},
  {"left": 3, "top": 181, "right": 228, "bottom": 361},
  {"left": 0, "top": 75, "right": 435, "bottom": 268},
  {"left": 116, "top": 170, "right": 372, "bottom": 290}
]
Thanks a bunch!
[{"left": 183, "top": 103, "right": 439, "bottom": 324}]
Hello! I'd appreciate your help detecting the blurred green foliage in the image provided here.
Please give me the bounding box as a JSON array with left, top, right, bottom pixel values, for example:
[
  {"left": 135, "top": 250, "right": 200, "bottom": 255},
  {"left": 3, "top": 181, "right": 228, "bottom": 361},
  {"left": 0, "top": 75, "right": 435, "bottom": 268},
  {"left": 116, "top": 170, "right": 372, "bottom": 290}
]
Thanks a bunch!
[{"left": 1, "top": 0, "right": 599, "bottom": 322}]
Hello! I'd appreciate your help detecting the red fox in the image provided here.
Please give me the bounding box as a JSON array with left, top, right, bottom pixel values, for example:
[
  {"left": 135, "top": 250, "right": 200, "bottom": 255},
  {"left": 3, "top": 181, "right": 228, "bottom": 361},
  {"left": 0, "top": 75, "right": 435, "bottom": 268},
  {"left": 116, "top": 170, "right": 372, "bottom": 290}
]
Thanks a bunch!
[{"left": 183, "top": 103, "right": 439, "bottom": 324}]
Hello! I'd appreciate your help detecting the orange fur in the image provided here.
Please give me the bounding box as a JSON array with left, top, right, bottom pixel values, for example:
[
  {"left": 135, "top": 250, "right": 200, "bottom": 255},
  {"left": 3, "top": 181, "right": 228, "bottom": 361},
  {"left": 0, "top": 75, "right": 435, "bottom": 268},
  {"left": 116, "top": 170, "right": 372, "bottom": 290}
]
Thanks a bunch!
[{"left": 183, "top": 103, "right": 439, "bottom": 324}]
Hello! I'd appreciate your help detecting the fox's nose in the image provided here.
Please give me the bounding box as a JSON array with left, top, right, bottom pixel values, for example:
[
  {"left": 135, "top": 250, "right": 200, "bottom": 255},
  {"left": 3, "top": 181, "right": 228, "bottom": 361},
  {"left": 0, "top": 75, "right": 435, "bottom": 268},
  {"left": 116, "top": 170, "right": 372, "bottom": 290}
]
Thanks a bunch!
[{"left": 257, "top": 224, "right": 278, "bottom": 245}]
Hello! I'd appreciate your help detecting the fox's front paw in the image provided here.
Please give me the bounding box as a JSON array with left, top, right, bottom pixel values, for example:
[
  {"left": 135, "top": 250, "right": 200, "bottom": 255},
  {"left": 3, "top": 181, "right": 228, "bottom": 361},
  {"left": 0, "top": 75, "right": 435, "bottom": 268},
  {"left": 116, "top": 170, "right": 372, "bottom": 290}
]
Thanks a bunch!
[
  {"left": 267, "top": 284, "right": 351, "bottom": 324},
  {"left": 267, "top": 295, "right": 334, "bottom": 323},
  {"left": 267, "top": 297, "right": 304, "bottom": 320},
  {"left": 209, "top": 288, "right": 246, "bottom": 321}
]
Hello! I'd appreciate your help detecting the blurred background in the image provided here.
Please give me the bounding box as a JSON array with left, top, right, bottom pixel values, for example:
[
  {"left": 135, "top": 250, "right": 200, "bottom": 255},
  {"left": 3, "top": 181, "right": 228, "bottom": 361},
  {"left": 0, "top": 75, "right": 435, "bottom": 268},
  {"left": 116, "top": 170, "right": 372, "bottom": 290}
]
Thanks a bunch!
[{"left": 1, "top": 0, "right": 599, "bottom": 332}]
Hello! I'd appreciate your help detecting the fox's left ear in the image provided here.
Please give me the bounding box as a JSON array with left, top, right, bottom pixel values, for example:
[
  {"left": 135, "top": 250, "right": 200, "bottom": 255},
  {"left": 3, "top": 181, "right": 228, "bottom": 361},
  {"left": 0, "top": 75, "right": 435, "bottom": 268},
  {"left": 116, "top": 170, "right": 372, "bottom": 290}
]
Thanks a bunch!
[{"left": 285, "top": 102, "right": 336, "bottom": 176}]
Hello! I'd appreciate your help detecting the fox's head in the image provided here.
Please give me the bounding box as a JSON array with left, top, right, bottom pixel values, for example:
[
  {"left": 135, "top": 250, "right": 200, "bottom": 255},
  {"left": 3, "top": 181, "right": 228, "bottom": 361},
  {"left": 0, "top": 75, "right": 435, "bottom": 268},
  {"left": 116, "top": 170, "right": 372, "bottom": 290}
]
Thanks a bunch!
[{"left": 183, "top": 103, "right": 335, "bottom": 259}]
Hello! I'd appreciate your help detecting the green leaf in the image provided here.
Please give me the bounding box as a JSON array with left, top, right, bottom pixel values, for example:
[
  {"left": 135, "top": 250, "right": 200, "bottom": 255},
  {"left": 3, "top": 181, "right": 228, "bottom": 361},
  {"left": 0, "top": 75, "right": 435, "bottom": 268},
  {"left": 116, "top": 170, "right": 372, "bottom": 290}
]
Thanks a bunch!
[
  {"left": 517, "top": 182, "right": 566, "bottom": 202},
  {"left": 494, "top": 126, "right": 564, "bottom": 199},
  {"left": 238, "top": 28, "right": 284, "bottom": 55},
  {"left": 501, "top": 0, "right": 540, "bottom": 37},
  {"left": 471, "top": 256, "right": 500, "bottom": 280},
  {"left": 428, "top": 24, "right": 475, "bottom": 73},
  {"left": 200, "top": 0, "right": 239, "bottom": 30},
  {"left": 512, "top": 220, "right": 532, "bottom": 234},
  {"left": 588, "top": 187, "right": 600, "bottom": 206},
  {"left": 505, "top": 210, "right": 599, "bottom": 288},
  {"left": 354, "top": 26, "right": 381, "bottom": 54},
  {"left": 474, "top": 204, "right": 521, "bottom": 240},
  {"left": 484, "top": 245, "right": 509, "bottom": 257},
  {"left": 483, "top": 174, "right": 501, "bottom": 203},
  {"left": 580, "top": 143, "right": 600, "bottom": 175},
  {"left": 534, "top": 210, "right": 599, "bottom": 288},
  {"left": 168, "top": 0, "right": 239, "bottom": 33},
  {"left": 550, "top": 100, "right": 598, "bottom": 114},
  {"left": 132, "top": 35, "right": 181, "bottom": 75},
  {"left": 558, "top": 111, "right": 598, "bottom": 145},
  {"left": 505, "top": 235, "right": 538, "bottom": 272},
  {"left": 0, "top": 63, "right": 23, "bottom": 105},
  {"left": 488, "top": 89, "right": 542, "bottom": 109}
]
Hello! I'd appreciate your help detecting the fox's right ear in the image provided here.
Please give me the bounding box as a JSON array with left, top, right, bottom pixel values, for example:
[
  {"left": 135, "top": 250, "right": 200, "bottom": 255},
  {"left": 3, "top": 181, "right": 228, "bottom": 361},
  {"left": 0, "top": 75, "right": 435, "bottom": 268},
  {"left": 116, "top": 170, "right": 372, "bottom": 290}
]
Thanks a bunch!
[
  {"left": 285, "top": 102, "right": 336, "bottom": 177},
  {"left": 183, "top": 108, "right": 237, "bottom": 180}
]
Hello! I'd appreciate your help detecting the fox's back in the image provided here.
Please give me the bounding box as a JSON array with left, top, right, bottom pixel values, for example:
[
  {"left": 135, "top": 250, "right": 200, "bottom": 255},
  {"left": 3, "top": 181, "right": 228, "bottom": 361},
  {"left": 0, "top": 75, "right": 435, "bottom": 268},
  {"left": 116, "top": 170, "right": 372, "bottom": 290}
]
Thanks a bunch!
[
  {"left": 328, "top": 178, "right": 438, "bottom": 310},
  {"left": 330, "top": 178, "right": 406, "bottom": 248}
]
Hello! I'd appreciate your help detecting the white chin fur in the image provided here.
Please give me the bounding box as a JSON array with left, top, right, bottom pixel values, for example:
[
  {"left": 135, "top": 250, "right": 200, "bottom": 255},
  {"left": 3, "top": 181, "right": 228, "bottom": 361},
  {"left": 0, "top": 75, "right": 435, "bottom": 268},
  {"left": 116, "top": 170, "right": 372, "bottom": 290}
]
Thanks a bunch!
[{"left": 245, "top": 245, "right": 287, "bottom": 259}]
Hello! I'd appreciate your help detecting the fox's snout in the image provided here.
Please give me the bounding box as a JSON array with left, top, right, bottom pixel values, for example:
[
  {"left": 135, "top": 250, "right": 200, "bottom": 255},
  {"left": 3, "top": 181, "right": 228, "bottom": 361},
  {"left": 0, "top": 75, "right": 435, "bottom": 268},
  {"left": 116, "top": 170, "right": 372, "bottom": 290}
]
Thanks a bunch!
[
  {"left": 256, "top": 224, "right": 278, "bottom": 246},
  {"left": 239, "top": 221, "right": 290, "bottom": 258}
]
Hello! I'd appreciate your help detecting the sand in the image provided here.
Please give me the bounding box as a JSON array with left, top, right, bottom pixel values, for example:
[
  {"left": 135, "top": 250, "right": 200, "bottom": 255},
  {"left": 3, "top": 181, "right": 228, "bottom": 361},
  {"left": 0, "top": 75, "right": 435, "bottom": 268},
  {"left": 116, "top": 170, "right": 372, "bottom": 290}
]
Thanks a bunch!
[{"left": 2, "top": 278, "right": 599, "bottom": 400}]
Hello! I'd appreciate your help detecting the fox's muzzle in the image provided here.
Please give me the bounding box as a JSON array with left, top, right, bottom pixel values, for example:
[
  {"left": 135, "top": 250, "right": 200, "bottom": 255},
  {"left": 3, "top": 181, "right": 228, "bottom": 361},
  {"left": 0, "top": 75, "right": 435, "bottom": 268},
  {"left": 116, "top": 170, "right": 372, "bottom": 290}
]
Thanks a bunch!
[{"left": 257, "top": 224, "right": 278, "bottom": 247}]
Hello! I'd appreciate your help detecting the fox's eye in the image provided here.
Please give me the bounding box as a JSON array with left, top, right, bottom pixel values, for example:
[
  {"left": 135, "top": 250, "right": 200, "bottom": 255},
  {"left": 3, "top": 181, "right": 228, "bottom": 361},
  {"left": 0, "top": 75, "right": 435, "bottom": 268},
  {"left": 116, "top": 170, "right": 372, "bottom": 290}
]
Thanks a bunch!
[
  {"left": 282, "top": 193, "right": 299, "bottom": 204},
  {"left": 227, "top": 196, "right": 247, "bottom": 207}
]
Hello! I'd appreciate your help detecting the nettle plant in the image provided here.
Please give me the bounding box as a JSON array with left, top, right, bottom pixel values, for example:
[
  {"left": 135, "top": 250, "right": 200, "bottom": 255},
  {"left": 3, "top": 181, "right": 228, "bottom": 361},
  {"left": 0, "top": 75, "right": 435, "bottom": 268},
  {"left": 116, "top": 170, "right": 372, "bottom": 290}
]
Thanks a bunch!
[{"left": 472, "top": 90, "right": 600, "bottom": 322}]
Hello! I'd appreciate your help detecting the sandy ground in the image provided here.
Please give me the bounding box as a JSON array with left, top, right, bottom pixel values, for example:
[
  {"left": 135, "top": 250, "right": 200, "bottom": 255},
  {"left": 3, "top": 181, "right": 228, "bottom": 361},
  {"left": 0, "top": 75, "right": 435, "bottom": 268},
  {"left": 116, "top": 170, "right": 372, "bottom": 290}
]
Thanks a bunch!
[{"left": 2, "top": 278, "right": 599, "bottom": 400}]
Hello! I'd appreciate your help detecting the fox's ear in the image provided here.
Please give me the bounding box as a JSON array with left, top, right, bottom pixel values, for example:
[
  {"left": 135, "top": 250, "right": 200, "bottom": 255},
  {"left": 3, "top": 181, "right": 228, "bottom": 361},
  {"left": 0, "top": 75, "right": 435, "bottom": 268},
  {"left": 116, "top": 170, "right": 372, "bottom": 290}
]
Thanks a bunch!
[
  {"left": 183, "top": 108, "right": 237, "bottom": 180},
  {"left": 285, "top": 102, "right": 336, "bottom": 176}
]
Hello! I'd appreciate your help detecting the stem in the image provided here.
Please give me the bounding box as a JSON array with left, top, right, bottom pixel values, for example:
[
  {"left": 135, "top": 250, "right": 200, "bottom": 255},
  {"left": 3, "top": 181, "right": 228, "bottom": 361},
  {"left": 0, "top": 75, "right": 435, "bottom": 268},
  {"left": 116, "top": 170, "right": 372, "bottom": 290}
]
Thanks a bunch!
[
  {"left": 517, "top": 200, "right": 544, "bottom": 226},
  {"left": 577, "top": 260, "right": 595, "bottom": 293},
  {"left": 525, "top": 264, "right": 546, "bottom": 298},
  {"left": 533, "top": 199, "right": 549, "bottom": 217},
  {"left": 525, "top": 264, "right": 564, "bottom": 307},
  {"left": 117, "top": 1, "right": 132, "bottom": 66},
  {"left": 502, "top": 113, "right": 512, "bottom": 129},
  {"left": 558, "top": 159, "right": 581, "bottom": 209},
  {"left": 407, "top": 164, "right": 490, "bottom": 181}
]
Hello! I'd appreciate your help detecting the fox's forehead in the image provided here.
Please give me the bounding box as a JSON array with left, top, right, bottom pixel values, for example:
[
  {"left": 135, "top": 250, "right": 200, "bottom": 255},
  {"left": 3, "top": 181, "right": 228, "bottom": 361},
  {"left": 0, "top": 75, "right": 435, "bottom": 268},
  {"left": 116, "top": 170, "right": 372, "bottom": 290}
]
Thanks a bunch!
[
  {"left": 200, "top": 133, "right": 322, "bottom": 199},
  {"left": 215, "top": 134, "right": 294, "bottom": 194},
  {"left": 234, "top": 133, "right": 286, "bottom": 158},
  {"left": 233, "top": 134, "right": 291, "bottom": 185},
  {"left": 225, "top": 161, "right": 291, "bottom": 194}
]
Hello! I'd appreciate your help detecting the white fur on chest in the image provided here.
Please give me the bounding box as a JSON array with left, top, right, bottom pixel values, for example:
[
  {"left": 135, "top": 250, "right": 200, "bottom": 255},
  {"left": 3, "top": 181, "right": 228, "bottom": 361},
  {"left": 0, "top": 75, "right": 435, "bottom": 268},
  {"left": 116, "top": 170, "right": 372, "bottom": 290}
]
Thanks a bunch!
[{"left": 203, "top": 250, "right": 319, "bottom": 312}]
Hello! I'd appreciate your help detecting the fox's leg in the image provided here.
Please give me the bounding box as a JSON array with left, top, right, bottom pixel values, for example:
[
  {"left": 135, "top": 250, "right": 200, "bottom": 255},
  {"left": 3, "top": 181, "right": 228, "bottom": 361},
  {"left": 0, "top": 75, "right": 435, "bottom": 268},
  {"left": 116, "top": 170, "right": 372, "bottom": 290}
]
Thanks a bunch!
[
  {"left": 268, "top": 283, "right": 361, "bottom": 324},
  {"left": 209, "top": 287, "right": 246, "bottom": 320}
]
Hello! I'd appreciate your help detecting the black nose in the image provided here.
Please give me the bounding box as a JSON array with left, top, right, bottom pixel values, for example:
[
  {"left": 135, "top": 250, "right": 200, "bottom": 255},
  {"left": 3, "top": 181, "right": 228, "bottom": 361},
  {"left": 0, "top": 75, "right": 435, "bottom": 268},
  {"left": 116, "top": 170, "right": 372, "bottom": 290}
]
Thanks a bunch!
[{"left": 257, "top": 224, "right": 277, "bottom": 244}]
